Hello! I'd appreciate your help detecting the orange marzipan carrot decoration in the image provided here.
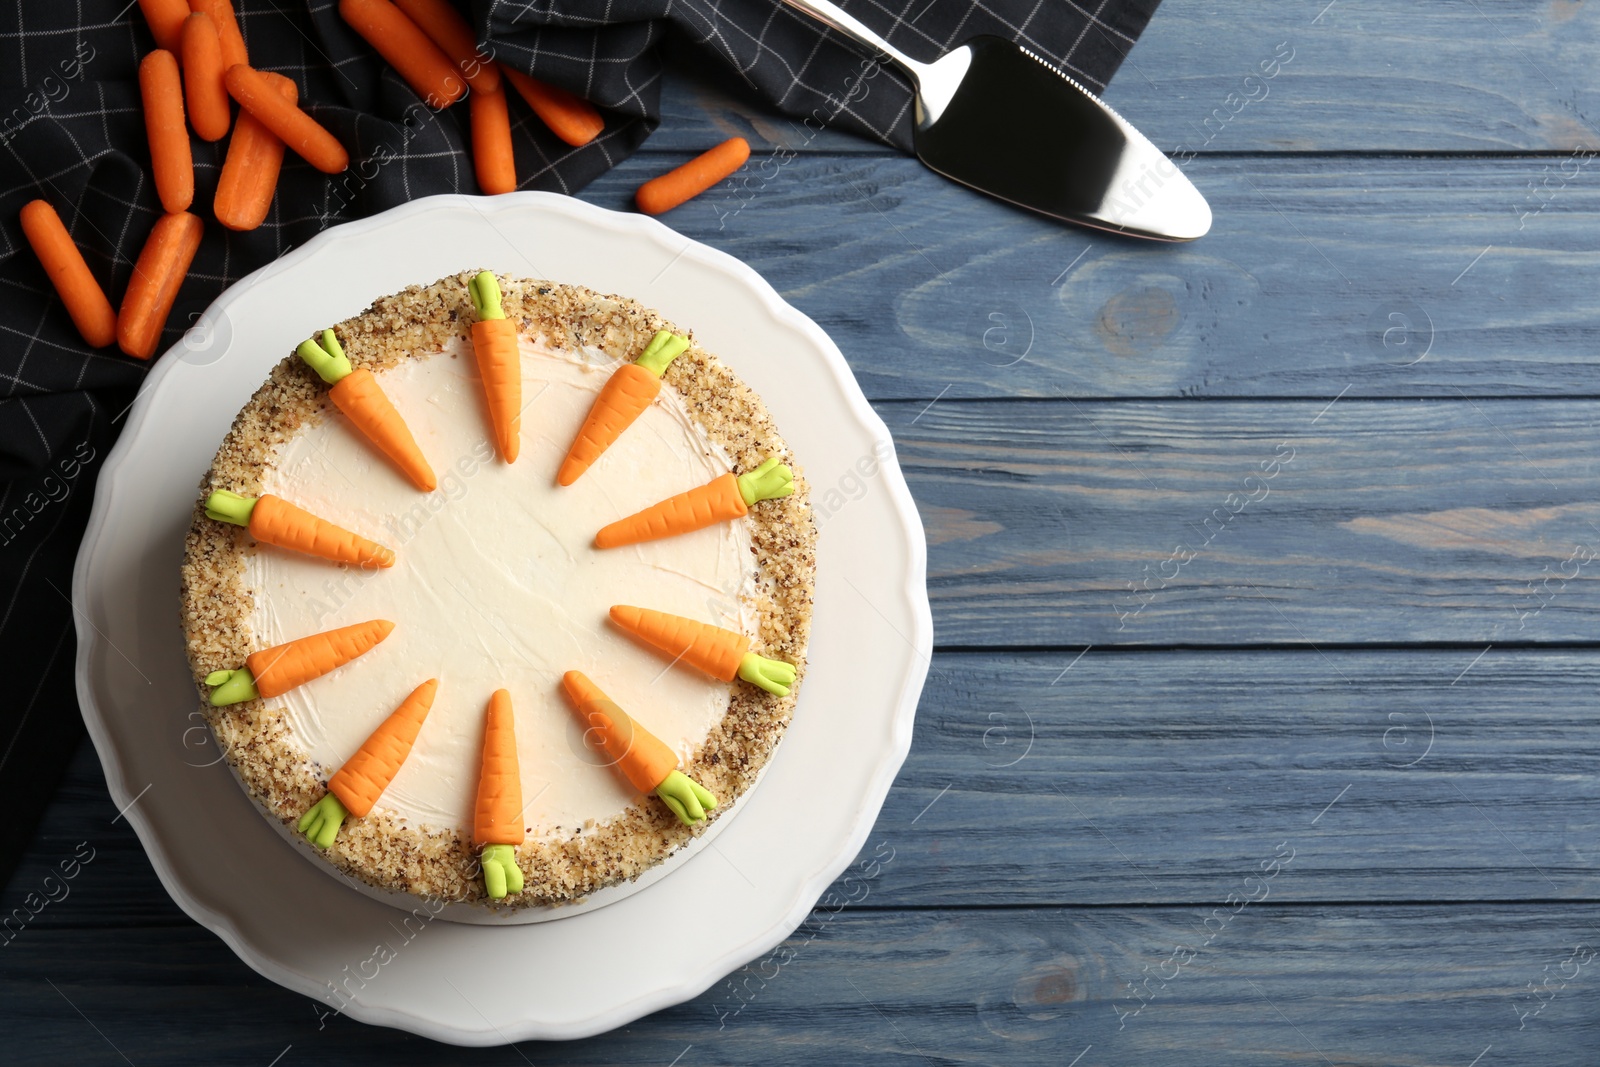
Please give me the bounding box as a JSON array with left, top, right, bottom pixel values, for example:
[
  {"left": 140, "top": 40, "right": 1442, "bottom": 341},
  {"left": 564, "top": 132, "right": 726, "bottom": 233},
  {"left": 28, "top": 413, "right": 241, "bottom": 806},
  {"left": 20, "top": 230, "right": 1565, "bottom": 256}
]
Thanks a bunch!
[
  {"left": 225, "top": 63, "right": 349, "bottom": 174},
  {"left": 608, "top": 605, "right": 749, "bottom": 682},
  {"left": 392, "top": 0, "right": 499, "bottom": 92},
  {"left": 181, "top": 12, "right": 231, "bottom": 142},
  {"left": 502, "top": 67, "right": 603, "bottom": 147},
  {"left": 329, "top": 366, "right": 438, "bottom": 491},
  {"left": 139, "top": 49, "right": 193, "bottom": 214},
  {"left": 469, "top": 81, "right": 516, "bottom": 196},
  {"left": 595, "top": 472, "right": 744, "bottom": 548},
  {"left": 328, "top": 678, "right": 437, "bottom": 817},
  {"left": 561, "top": 671, "right": 679, "bottom": 795},
  {"left": 636, "top": 137, "right": 749, "bottom": 215},
  {"left": 558, "top": 363, "right": 659, "bottom": 486},
  {"left": 471, "top": 320, "right": 520, "bottom": 461},
  {"left": 190, "top": 0, "right": 249, "bottom": 72},
  {"left": 246, "top": 619, "right": 394, "bottom": 699},
  {"left": 248, "top": 494, "right": 395, "bottom": 568},
  {"left": 214, "top": 72, "right": 296, "bottom": 231},
  {"left": 473, "top": 689, "right": 525, "bottom": 846},
  {"left": 137, "top": 0, "right": 188, "bottom": 52},
  {"left": 19, "top": 200, "right": 116, "bottom": 348},
  {"left": 118, "top": 211, "right": 203, "bottom": 360},
  {"left": 339, "top": 0, "right": 467, "bottom": 108}
]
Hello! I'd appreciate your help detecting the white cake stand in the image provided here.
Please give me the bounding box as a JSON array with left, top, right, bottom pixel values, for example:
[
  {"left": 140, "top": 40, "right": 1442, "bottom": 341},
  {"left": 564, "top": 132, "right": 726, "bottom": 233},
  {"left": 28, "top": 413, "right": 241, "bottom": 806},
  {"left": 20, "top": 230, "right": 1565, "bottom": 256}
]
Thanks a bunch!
[{"left": 72, "top": 192, "right": 931, "bottom": 1043}]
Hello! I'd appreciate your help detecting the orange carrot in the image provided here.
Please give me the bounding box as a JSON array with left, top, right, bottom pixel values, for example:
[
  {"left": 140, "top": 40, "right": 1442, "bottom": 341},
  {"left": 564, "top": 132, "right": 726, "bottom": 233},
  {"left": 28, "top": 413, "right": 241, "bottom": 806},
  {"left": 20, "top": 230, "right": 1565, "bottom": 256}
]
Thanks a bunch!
[
  {"left": 19, "top": 200, "right": 116, "bottom": 348},
  {"left": 466, "top": 272, "right": 520, "bottom": 461},
  {"left": 117, "top": 211, "right": 202, "bottom": 360},
  {"left": 299, "top": 329, "right": 437, "bottom": 491},
  {"left": 636, "top": 137, "right": 749, "bottom": 215},
  {"left": 473, "top": 689, "right": 525, "bottom": 846},
  {"left": 331, "top": 368, "right": 437, "bottom": 490},
  {"left": 502, "top": 67, "right": 604, "bottom": 147},
  {"left": 391, "top": 0, "right": 498, "bottom": 92},
  {"left": 225, "top": 63, "right": 349, "bottom": 174},
  {"left": 608, "top": 605, "right": 749, "bottom": 681},
  {"left": 561, "top": 671, "right": 679, "bottom": 795},
  {"left": 139, "top": 49, "right": 193, "bottom": 213},
  {"left": 596, "top": 473, "right": 745, "bottom": 547},
  {"left": 245, "top": 618, "right": 394, "bottom": 698},
  {"left": 137, "top": 0, "right": 189, "bottom": 51},
  {"left": 249, "top": 494, "right": 393, "bottom": 567},
  {"left": 339, "top": 0, "right": 466, "bottom": 108},
  {"left": 557, "top": 330, "right": 688, "bottom": 486},
  {"left": 190, "top": 0, "right": 249, "bottom": 71},
  {"left": 181, "top": 13, "right": 230, "bottom": 142},
  {"left": 328, "top": 678, "right": 437, "bottom": 816},
  {"left": 214, "top": 72, "right": 296, "bottom": 231},
  {"left": 469, "top": 81, "right": 516, "bottom": 195},
  {"left": 204, "top": 490, "right": 395, "bottom": 567}
]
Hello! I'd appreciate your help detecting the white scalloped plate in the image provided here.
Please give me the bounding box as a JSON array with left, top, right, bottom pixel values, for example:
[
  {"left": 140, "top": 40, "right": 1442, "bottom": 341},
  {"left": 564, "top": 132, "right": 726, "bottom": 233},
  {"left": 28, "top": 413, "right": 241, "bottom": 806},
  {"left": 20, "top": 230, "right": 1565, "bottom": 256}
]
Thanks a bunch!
[{"left": 71, "top": 192, "right": 930, "bottom": 1044}]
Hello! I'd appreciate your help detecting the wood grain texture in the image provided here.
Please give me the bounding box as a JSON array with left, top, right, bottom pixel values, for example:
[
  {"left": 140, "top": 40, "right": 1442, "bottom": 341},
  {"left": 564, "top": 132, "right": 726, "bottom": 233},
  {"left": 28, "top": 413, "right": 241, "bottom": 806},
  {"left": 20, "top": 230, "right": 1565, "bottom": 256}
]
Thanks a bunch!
[
  {"left": 652, "top": 2, "right": 1600, "bottom": 156},
  {"left": 858, "top": 397, "right": 1600, "bottom": 646},
  {"left": 4, "top": 906, "right": 1597, "bottom": 1064},
  {"left": 13, "top": 643, "right": 1599, "bottom": 921},
  {"left": 577, "top": 155, "right": 1600, "bottom": 400}
]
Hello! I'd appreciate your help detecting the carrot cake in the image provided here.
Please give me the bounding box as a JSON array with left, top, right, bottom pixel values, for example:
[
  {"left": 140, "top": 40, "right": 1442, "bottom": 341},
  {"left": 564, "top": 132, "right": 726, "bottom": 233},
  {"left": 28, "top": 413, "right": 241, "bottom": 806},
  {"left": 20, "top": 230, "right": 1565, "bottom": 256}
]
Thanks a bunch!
[{"left": 179, "top": 270, "right": 814, "bottom": 909}]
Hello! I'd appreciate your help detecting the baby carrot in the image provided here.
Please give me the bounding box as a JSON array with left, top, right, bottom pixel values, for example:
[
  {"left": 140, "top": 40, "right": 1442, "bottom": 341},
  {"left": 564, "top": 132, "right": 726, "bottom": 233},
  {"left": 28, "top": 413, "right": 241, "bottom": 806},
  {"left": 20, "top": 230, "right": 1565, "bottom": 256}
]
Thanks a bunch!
[
  {"left": 502, "top": 68, "right": 603, "bottom": 147},
  {"left": 609, "top": 605, "right": 798, "bottom": 696},
  {"left": 19, "top": 200, "right": 116, "bottom": 348},
  {"left": 139, "top": 49, "right": 193, "bottom": 213},
  {"left": 595, "top": 457, "right": 793, "bottom": 548},
  {"left": 225, "top": 63, "right": 349, "bottom": 174},
  {"left": 473, "top": 689, "right": 524, "bottom": 846},
  {"left": 469, "top": 82, "right": 516, "bottom": 195},
  {"left": 467, "top": 272, "right": 520, "bottom": 461},
  {"left": 137, "top": 0, "right": 188, "bottom": 51},
  {"left": 117, "top": 211, "right": 202, "bottom": 360},
  {"left": 214, "top": 72, "right": 296, "bottom": 231},
  {"left": 205, "top": 618, "right": 394, "bottom": 704},
  {"left": 181, "top": 13, "right": 230, "bottom": 142},
  {"left": 190, "top": 0, "right": 249, "bottom": 71},
  {"left": 328, "top": 678, "right": 437, "bottom": 817},
  {"left": 562, "top": 671, "right": 718, "bottom": 825},
  {"left": 338, "top": 0, "right": 466, "bottom": 108},
  {"left": 298, "top": 328, "right": 438, "bottom": 491},
  {"left": 204, "top": 490, "right": 395, "bottom": 568},
  {"left": 557, "top": 330, "right": 687, "bottom": 486},
  {"left": 391, "top": 0, "right": 498, "bottom": 92},
  {"left": 636, "top": 137, "right": 749, "bottom": 215}
]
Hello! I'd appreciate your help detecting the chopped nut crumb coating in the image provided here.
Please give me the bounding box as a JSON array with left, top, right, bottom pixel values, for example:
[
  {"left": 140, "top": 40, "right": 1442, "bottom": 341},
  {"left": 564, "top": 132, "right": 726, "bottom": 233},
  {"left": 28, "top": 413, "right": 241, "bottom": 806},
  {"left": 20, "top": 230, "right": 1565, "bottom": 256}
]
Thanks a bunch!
[{"left": 179, "top": 272, "right": 815, "bottom": 908}]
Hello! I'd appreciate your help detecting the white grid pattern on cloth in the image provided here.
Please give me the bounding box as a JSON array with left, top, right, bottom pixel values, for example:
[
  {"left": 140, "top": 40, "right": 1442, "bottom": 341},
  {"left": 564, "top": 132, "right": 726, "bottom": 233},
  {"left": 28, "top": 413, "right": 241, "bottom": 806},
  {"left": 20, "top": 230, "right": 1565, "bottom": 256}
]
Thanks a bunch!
[{"left": 485, "top": 0, "right": 1157, "bottom": 151}]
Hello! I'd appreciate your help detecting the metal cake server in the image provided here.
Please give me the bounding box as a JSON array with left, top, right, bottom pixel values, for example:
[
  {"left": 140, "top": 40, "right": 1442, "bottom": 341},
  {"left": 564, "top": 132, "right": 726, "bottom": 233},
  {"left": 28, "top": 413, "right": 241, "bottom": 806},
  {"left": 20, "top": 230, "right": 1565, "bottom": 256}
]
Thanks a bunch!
[{"left": 779, "top": 0, "right": 1211, "bottom": 241}]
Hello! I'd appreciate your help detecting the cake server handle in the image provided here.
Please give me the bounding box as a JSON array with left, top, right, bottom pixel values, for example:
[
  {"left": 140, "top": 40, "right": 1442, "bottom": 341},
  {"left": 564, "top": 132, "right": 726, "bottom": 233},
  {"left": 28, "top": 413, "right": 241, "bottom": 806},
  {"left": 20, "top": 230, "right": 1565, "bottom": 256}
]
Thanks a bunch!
[{"left": 778, "top": 0, "right": 933, "bottom": 85}]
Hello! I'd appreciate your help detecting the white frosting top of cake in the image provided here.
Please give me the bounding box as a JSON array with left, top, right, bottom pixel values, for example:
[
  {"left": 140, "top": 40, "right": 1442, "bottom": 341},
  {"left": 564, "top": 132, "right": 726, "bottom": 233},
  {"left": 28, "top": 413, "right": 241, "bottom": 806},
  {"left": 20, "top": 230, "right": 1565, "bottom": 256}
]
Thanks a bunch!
[{"left": 246, "top": 336, "right": 755, "bottom": 837}]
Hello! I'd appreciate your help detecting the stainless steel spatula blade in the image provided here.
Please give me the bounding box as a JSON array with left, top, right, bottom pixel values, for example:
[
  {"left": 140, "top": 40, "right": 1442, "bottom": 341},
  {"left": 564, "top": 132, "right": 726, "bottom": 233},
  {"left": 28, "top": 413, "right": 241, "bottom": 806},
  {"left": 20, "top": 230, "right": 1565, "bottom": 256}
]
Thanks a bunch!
[{"left": 781, "top": 2, "right": 1211, "bottom": 241}]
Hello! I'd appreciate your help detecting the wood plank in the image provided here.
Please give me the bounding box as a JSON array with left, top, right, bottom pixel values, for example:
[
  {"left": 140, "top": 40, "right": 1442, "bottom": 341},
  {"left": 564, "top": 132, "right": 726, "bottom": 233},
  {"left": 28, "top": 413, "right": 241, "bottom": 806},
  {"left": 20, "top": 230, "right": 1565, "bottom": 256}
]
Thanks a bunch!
[
  {"left": 3, "top": 907, "right": 1597, "bottom": 1063},
  {"left": 14, "top": 644, "right": 1600, "bottom": 918},
  {"left": 647, "top": 1, "right": 1600, "bottom": 154},
  {"left": 839, "top": 397, "right": 1600, "bottom": 646},
  {"left": 576, "top": 156, "right": 1600, "bottom": 400}
]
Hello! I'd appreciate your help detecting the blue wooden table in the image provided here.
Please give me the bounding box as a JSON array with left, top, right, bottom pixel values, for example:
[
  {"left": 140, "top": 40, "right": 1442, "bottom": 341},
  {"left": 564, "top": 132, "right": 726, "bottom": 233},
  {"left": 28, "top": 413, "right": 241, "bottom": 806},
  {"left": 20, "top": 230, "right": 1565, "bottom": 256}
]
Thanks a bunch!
[{"left": 7, "top": 2, "right": 1600, "bottom": 1062}]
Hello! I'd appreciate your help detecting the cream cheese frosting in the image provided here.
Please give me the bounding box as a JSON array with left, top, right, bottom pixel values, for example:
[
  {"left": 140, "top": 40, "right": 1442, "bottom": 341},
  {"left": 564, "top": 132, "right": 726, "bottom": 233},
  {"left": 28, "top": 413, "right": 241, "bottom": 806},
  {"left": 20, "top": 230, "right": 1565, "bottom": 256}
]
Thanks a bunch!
[{"left": 245, "top": 335, "right": 755, "bottom": 838}]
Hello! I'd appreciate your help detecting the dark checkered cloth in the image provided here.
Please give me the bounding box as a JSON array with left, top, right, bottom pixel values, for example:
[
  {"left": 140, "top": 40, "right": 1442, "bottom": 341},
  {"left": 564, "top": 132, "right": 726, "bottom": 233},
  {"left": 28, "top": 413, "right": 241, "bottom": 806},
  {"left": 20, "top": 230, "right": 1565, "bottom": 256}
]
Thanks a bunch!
[{"left": 0, "top": 0, "right": 1159, "bottom": 889}]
